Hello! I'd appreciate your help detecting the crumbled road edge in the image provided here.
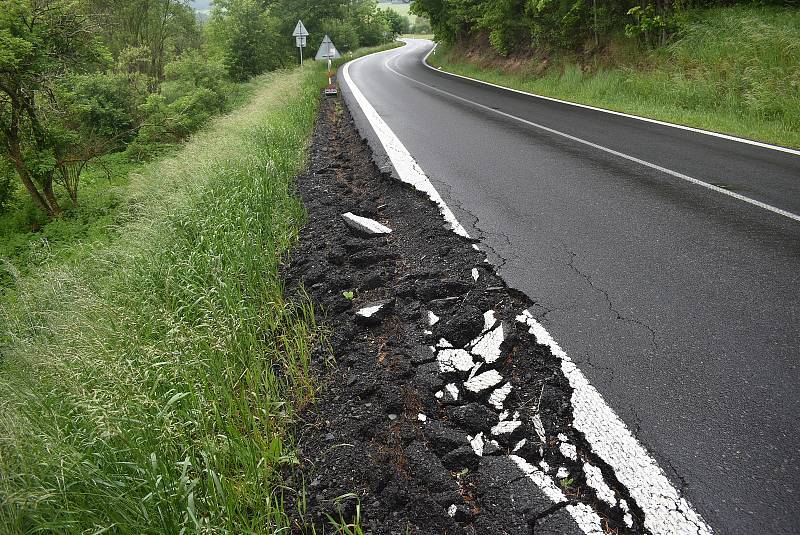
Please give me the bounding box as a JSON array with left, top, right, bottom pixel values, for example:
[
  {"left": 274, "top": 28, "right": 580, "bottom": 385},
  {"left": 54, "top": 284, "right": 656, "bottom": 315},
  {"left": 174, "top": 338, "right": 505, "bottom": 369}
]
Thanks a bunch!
[{"left": 283, "top": 95, "right": 647, "bottom": 534}]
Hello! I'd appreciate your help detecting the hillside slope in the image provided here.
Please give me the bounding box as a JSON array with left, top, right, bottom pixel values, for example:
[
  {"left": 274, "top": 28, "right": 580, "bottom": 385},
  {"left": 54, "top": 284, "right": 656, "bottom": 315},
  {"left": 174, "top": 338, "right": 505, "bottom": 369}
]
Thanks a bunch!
[{"left": 427, "top": 6, "right": 800, "bottom": 148}]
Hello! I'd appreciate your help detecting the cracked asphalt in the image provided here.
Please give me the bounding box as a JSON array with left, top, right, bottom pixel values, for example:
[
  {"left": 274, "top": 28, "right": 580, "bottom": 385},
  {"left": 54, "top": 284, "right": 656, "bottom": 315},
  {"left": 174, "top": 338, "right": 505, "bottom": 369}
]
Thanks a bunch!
[{"left": 344, "top": 39, "right": 800, "bottom": 534}]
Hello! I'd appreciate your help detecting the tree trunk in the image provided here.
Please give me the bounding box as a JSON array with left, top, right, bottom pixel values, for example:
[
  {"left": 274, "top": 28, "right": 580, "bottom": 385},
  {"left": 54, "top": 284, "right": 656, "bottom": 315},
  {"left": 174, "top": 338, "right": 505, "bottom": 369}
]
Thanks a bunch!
[
  {"left": 42, "top": 175, "right": 61, "bottom": 217},
  {"left": 9, "top": 153, "right": 54, "bottom": 216}
]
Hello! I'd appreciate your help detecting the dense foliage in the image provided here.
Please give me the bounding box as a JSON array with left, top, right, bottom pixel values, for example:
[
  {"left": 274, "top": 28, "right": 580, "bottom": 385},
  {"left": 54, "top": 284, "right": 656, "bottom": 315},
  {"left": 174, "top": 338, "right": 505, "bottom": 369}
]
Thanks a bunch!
[
  {"left": 0, "top": 0, "right": 397, "bottom": 217},
  {"left": 411, "top": 0, "right": 799, "bottom": 54}
]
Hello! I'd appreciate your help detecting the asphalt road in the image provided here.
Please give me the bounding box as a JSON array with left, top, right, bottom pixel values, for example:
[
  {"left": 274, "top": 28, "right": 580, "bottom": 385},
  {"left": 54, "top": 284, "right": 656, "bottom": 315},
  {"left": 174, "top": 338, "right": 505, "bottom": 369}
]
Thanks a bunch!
[{"left": 343, "top": 39, "right": 800, "bottom": 534}]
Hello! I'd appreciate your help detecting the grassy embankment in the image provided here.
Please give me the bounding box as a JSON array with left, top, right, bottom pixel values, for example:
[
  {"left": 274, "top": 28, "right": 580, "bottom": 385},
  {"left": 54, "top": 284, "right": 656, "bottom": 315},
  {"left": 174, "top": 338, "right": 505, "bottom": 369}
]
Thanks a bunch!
[
  {"left": 428, "top": 6, "right": 800, "bottom": 149},
  {"left": 0, "top": 43, "right": 398, "bottom": 534}
]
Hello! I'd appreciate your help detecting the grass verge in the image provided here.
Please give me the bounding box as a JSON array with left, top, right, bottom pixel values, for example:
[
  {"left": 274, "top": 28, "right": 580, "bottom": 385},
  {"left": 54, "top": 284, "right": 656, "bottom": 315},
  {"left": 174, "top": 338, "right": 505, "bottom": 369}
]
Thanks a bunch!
[
  {"left": 0, "top": 42, "right": 400, "bottom": 534},
  {"left": 427, "top": 6, "right": 800, "bottom": 149}
]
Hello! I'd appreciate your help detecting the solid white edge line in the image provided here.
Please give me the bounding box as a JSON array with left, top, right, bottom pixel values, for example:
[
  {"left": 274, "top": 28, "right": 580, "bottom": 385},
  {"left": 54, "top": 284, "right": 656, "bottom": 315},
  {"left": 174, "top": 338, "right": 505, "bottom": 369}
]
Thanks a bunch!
[
  {"left": 342, "top": 51, "right": 470, "bottom": 238},
  {"left": 342, "top": 46, "right": 713, "bottom": 535},
  {"left": 385, "top": 46, "right": 800, "bottom": 223},
  {"left": 417, "top": 40, "right": 800, "bottom": 157}
]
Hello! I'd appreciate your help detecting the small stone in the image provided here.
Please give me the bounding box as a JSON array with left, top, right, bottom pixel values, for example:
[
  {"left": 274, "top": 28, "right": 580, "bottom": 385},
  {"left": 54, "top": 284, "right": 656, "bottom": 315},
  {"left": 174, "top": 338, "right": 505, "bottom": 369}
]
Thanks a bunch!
[
  {"left": 388, "top": 414, "right": 398, "bottom": 421},
  {"left": 341, "top": 212, "right": 392, "bottom": 235}
]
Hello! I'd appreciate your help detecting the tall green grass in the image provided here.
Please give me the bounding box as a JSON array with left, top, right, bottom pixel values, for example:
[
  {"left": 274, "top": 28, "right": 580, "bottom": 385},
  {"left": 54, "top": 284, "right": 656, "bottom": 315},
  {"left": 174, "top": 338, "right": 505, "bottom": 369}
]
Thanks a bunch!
[
  {"left": 0, "top": 40, "right": 402, "bottom": 534},
  {"left": 0, "top": 66, "right": 322, "bottom": 533},
  {"left": 429, "top": 6, "right": 800, "bottom": 148}
]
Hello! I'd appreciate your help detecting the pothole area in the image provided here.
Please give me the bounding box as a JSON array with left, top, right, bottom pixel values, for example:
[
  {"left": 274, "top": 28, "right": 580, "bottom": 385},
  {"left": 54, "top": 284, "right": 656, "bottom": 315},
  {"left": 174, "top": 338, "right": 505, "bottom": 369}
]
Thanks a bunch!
[{"left": 282, "top": 95, "right": 647, "bottom": 534}]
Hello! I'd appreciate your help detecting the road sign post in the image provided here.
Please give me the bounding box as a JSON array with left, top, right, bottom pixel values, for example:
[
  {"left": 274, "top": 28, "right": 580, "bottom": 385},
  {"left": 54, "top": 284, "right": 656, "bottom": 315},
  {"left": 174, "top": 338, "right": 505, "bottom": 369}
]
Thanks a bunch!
[
  {"left": 315, "top": 35, "right": 341, "bottom": 96},
  {"left": 292, "top": 20, "right": 309, "bottom": 66}
]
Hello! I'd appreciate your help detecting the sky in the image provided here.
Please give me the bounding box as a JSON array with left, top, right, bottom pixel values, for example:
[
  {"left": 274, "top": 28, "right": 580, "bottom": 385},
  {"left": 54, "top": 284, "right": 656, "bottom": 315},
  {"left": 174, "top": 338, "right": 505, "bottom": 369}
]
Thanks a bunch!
[{"left": 189, "top": 1, "right": 211, "bottom": 10}]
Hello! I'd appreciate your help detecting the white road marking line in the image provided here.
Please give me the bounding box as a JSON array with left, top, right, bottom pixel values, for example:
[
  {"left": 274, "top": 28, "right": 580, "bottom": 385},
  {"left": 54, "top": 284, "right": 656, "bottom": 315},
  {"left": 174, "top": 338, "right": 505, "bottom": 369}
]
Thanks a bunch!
[
  {"left": 341, "top": 49, "right": 713, "bottom": 535},
  {"left": 384, "top": 47, "right": 800, "bottom": 223},
  {"left": 341, "top": 55, "right": 470, "bottom": 237},
  {"left": 414, "top": 40, "right": 800, "bottom": 157},
  {"left": 518, "top": 311, "right": 713, "bottom": 535}
]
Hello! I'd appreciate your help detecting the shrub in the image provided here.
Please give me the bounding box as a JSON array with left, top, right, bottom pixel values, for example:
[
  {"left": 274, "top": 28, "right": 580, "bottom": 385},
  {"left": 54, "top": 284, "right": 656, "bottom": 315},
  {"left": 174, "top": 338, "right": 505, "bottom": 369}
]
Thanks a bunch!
[{"left": 131, "top": 52, "right": 232, "bottom": 151}]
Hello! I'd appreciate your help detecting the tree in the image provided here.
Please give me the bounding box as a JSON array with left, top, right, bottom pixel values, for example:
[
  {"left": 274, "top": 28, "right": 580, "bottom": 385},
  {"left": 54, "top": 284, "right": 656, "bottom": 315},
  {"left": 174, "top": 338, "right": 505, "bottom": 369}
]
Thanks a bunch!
[
  {"left": 0, "top": 0, "right": 108, "bottom": 217},
  {"left": 382, "top": 8, "right": 411, "bottom": 38},
  {"left": 206, "top": 0, "right": 288, "bottom": 81},
  {"left": 80, "top": 0, "right": 199, "bottom": 86}
]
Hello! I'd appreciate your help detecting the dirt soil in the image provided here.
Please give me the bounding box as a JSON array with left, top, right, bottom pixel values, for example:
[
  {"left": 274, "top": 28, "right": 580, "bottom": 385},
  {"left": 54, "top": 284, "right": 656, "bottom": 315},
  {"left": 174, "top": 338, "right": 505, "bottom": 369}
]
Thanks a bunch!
[{"left": 282, "top": 94, "right": 647, "bottom": 534}]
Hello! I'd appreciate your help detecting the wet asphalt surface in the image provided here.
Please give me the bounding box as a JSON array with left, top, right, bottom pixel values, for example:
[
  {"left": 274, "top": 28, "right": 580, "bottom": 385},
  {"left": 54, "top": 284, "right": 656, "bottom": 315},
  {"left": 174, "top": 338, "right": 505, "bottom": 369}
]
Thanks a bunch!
[{"left": 343, "top": 39, "right": 800, "bottom": 534}]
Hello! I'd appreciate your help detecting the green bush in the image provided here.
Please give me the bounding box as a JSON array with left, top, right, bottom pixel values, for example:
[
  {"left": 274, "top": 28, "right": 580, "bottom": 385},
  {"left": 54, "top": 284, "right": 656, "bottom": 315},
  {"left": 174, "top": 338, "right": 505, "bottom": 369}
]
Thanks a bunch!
[
  {"left": 322, "top": 18, "right": 362, "bottom": 51},
  {"left": 130, "top": 52, "right": 233, "bottom": 152}
]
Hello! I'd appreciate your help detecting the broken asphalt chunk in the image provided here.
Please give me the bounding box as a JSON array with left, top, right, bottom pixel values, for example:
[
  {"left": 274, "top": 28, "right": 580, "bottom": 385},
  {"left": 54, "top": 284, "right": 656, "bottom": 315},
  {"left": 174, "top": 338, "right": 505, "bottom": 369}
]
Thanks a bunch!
[
  {"left": 354, "top": 298, "right": 394, "bottom": 325},
  {"left": 341, "top": 212, "right": 392, "bottom": 235}
]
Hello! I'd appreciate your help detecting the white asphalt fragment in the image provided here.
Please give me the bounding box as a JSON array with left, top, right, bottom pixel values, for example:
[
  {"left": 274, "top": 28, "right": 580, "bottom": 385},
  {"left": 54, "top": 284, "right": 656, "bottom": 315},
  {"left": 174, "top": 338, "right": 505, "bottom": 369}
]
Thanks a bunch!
[
  {"left": 341, "top": 212, "right": 392, "bottom": 234},
  {"left": 472, "top": 268, "right": 480, "bottom": 281},
  {"left": 470, "top": 324, "right": 504, "bottom": 363},
  {"left": 517, "top": 310, "right": 713, "bottom": 535},
  {"left": 463, "top": 369, "right": 503, "bottom": 393},
  {"left": 560, "top": 441, "right": 578, "bottom": 461},
  {"left": 539, "top": 460, "right": 550, "bottom": 472},
  {"left": 356, "top": 303, "right": 384, "bottom": 318},
  {"left": 427, "top": 310, "right": 440, "bottom": 326},
  {"left": 445, "top": 383, "right": 459, "bottom": 400},
  {"left": 488, "top": 382, "right": 512, "bottom": 410},
  {"left": 481, "top": 310, "right": 497, "bottom": 333},
  {"left": 491, "top": 420, "right": 522, "bottom": 435},
  {"left": 341, "top": 55, "right": 471, "bottom": 237},
  {"left": 437, "top": 348, "right": 474, "bottom": 373},
  {"left": 470, "top": 432, "right": 485, "bottom": 456},
  {"left": 556, "top": 467, "right": 570, "bottom": 479}
]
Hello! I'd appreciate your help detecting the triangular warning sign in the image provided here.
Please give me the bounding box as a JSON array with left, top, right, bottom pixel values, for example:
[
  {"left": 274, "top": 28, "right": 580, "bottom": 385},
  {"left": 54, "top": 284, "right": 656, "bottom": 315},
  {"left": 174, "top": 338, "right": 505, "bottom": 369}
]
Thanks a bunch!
[
  {"left": 315, "top": 35, "right": 341, "bottom": 60},
  {"left": 293, "top": 20, "right": 309, "bottom": 37}
]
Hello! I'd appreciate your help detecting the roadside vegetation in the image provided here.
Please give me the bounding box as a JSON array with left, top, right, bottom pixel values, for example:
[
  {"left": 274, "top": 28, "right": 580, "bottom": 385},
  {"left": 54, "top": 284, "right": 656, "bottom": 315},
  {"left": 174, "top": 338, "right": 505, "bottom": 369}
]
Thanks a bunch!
[
  {"left": 0, "top": 40, "right": 402, "bottom": 535},
  {"left": 0, "top": 0, "right": 404, "bottom": 288},
  {"left": 0, "top": 0, "right": 402, "bottom": 532},
  {"left": 416, "top": 1, "right": 800, "bottom": 148},
  {"left": 0, "top": 65, "right": 322, "bottom": 533}
]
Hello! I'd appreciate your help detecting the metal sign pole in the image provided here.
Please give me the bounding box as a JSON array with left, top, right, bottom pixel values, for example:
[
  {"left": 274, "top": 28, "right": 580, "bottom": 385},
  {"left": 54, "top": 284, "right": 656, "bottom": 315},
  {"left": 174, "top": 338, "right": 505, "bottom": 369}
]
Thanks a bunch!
[{"left": 293, "top": 20, "right": 309, "bottom": 67}]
